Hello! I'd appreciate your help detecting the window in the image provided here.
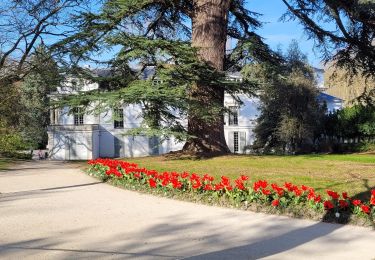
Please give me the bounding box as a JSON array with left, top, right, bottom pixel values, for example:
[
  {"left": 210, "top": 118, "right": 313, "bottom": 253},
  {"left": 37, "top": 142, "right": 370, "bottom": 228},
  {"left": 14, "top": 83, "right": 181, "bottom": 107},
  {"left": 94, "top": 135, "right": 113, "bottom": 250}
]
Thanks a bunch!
[
  {"left": 228, "top": 106, "right": 238, "bottom": 125},
  {"left": 114, "top": 108, "right": 124, "bottom": 128},
  {"left": 233, "top": 132, "right": 239, "bottom": 153},
  {"left": 50, "top": 109, "right": 59, "bottom": 125},
  {"left": 73, "top": 107, "right": 84, "bottom": 125}
]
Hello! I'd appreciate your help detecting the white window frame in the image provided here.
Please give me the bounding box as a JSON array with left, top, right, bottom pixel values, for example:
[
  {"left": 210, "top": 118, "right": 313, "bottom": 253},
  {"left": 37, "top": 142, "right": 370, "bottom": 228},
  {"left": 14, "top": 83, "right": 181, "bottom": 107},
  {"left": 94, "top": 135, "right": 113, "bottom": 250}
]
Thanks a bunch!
[
  {"left": 73, "top": 107, "right": 84, "bottom": 125},
  {"left": 228, "top": 106, "right": 239, "bottom": 125},
  {"left": 113, "top": 108, "right": 124, "bottom": 129}
]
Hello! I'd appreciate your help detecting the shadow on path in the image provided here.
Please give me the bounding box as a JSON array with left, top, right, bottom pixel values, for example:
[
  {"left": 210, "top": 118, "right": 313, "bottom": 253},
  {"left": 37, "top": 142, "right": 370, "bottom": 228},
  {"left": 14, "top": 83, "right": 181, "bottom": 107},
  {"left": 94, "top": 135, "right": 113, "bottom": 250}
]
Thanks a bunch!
[{"left": 183, "top": 222, "right": 339, "bottom": 259}]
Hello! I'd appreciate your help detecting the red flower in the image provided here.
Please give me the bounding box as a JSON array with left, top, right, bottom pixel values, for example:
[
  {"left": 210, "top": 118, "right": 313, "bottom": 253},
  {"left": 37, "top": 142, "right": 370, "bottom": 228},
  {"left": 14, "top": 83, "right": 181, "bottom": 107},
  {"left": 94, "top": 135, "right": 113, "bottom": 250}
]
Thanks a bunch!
[
  {"left": 171, "top": 179, "right": 182, "bottom": 189},
  {"left": 214, "top": 183, "right": 224, "bottom": 191},
  {"left": 259, "top": 180, "right": 268, "bottom": 188},
  {"left": 271, "top": 184, "right": 284, "bottom": 196},
  {"left": 105, "top": 168, "right": 122, "bottom": 177},
  {"left": 226, "top": 185, "right": 233, "bottom": 191},
  {"left": 204, "top": 184, "right": 213, "bottom": 191},
  {"left": 240, "top": 175, "right": 249, "bottom": 181},
  {"left": 301, "top": 185, "right": 310, "bottom": 191},
  {"left": 190, "top": 173, "right": 200, "bottom": 181},
  {"left": 371, "top": 190, "right": 375, "bottom": 197},
  {"left": 161, "top": 178, "right": 169, "bottom": 187},
  {"left": 203, "top": 174, "right": 214, "bottom": 182},
  {"left": 342, "top": 192, "right": 349, "bottom": 199},
  {"left": 361, "top": 205, "right": 370, "bottom": 214},
  {"left": 352, "top": 199, "right": 362, "bottom": 206},
  {"left": 272, "top": 199, "right": 280, "bottom": 207},
  {"left": 149, "top": 178, "right": 157, "bottom": 188},
  {"left": 254, "top": 180, "right": 268, "bottom": 191},
  {"left": 235, "top": 179, "right": 245, "bottom": 190},
  {"left": 307, "top": 190, "right": 315, "bottom": 200},
  {"left": 370, "top": 197, "right": 375, "bottom": 206},
  {"left": 314, "top": 195, "right": 322, "bottom": 203},
  {"left": 284, "top": 182, "right": 295, "bottom": 192},
  {"left": 220, "top": 176, "right": 231, "bottom": 186},
  {"left": 181, "top": 172, "right": 189, "bottom": 178},
  {"left": 262, "top": 189, "right": 271, "bottom": 196},
  {"left": 293, "top": 188, "right": 302, "bottom": 197},
  {"left": 324, "top": 200, "right": 334, "bottom": 210},
  {"left": 192, "top": 180, "right": 201, "bottom": 189},
  {"left": 326, "top": 190, "right": 340, "bottom": 200},
  {"left": 339, "top": 200, "right": 349, "bottom": 209}
]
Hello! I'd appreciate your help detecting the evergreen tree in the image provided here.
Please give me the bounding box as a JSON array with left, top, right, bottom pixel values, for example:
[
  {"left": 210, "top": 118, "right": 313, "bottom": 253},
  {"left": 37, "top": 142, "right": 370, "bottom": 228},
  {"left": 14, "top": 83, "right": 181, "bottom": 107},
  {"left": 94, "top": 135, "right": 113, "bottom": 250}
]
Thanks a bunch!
[
  {"left": 19, "top": 46, "right": 61, "bottom": 149},
  {"left": 248, "top": 41, "right": 325, "bottom": 153},
  {"left": 54, "top": 0, "right": 277, "bottom": 156}
]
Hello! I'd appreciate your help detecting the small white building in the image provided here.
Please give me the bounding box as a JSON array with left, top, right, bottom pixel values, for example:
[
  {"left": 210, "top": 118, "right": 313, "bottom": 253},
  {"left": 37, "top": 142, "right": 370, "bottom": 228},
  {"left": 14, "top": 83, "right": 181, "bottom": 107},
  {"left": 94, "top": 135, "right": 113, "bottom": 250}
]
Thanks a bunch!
[{"left": 47, "top": 70, "right": 342, "bottom": 160}]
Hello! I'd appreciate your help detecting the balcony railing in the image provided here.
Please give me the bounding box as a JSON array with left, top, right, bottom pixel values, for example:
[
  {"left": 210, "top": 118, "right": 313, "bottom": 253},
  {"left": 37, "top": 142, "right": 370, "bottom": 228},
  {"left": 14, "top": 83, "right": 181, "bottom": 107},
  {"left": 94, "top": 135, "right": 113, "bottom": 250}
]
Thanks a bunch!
[{"left": 48, "top": 124, "right": 99, "bottom": 132}]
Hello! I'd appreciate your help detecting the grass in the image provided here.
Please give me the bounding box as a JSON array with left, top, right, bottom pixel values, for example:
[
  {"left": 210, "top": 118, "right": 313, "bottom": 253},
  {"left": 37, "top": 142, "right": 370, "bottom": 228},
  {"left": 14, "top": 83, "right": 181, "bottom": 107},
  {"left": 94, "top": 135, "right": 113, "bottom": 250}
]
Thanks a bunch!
[
  {"left": 0, "top": 158, "right": 11, "bottom": 170},
  {"left": 123, "top": 154, "right": 375, "bottom": 199}
]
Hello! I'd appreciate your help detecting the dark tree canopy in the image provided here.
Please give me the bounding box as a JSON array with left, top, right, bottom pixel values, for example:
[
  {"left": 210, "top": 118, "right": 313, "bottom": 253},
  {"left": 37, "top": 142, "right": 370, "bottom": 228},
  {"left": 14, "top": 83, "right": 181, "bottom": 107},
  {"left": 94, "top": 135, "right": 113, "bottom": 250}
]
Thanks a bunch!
[
  {"left": 282, "top": 0, "right": 375, "bottom": 78},
  {"left": 246, "top": 40, "right": 325, "bottom": 153}
]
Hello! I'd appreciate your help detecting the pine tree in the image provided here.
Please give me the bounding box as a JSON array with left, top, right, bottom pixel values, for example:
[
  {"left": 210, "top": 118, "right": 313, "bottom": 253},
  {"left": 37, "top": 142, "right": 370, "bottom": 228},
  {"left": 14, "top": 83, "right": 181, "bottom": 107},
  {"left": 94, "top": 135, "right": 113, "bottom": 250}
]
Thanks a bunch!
[{"left": 54, "top": 0, "right": 276, "bottom": 155}]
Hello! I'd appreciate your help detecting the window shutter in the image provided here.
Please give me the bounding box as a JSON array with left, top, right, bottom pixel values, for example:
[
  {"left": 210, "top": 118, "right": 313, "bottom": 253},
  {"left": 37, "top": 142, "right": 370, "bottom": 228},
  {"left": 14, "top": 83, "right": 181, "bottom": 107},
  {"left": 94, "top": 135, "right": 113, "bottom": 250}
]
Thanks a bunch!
[
  {"left": 240, "top": 131, "right": 246, "bottom": 153},
  {"left": 228, "top": 131, "right": 234, "bottom": 153}
]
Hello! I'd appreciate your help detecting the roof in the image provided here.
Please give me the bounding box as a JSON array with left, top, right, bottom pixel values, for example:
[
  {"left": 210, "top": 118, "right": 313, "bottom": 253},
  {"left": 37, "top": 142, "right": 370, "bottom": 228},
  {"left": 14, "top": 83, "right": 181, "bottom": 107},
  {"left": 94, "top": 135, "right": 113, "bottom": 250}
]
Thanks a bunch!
[{"left": 317, "top": 92, "right": 344, "bottom": 102}]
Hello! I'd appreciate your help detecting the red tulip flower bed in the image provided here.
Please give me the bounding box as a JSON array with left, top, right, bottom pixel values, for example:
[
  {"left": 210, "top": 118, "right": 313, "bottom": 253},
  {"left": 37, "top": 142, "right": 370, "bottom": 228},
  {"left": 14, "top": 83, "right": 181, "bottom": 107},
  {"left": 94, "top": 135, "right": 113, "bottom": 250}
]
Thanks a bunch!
[{"left": 87, "top": 158, "right": 375, "bottom": 224}]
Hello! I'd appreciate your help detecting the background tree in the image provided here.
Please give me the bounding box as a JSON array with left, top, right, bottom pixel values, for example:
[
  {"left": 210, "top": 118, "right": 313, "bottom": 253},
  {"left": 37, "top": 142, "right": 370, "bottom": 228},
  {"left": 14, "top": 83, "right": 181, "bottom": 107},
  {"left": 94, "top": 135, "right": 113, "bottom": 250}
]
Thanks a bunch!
[
  {"left": 323, "top": 105, "right": 375, "bottom": 141},
  {"left": 247, "top": 40, "right": 325, "bottom": 153},
  {"left": 281, "top": 0, "right": 375, "bottom": 78},
  {"left": 0, "top": 0, "right": 88, "bottom": 85},
  {"left": 54, "top": 0, "right": 277, "bottom": 155},
  {"left": 0, "top": 0, "right": 90, "bottom": 156},
  {"left": 324, "top": 64, "right": 375, "bottom": 106},
  {"left": 19, "top": 46, "right": 61, "bottom": 149}
]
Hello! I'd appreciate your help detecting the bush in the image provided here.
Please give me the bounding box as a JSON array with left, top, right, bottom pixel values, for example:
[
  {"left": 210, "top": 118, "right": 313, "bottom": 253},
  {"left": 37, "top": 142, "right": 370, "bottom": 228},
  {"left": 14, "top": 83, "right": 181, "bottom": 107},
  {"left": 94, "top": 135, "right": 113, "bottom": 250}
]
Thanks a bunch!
[
  {"left": 0, "top": 133, "right": 29, "bottom": 152},
  {"left": 0, "top": 130, "right": 32, "bottom": 159},
  {"left": 0, "top": 151, "right": 32, "bottom": 160},
  {"left": 358, "top": 141, "right": 375, "bottom": 152}
]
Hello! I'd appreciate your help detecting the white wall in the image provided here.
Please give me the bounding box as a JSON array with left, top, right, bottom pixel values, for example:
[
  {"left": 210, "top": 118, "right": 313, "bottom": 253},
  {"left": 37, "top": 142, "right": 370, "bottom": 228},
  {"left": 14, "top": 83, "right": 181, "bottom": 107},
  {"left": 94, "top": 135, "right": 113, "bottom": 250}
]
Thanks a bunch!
[{"left": 224, "top": 93, "right": 260, "bottom": 153}]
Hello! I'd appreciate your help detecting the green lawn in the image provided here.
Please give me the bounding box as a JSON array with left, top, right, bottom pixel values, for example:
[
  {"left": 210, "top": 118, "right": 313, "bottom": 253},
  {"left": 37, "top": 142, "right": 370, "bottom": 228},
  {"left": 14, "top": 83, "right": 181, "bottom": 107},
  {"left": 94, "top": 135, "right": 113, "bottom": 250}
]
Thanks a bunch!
[{"left": 123, "top": 154, "right": 375, "bottom": 198}]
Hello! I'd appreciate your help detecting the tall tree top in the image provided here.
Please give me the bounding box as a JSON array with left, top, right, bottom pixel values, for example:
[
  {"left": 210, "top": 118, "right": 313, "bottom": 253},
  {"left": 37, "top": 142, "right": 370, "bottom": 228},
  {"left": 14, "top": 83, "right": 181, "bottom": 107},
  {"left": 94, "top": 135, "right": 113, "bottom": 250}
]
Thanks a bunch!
[{"left": 282, "top": 0, "right": 375, "bottom": 78}]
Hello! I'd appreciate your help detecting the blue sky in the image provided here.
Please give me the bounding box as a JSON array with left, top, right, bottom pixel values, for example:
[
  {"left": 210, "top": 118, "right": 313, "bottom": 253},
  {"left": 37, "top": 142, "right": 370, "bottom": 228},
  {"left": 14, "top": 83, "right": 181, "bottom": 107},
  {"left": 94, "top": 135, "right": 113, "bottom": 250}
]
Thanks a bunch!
[
  {"left": 248, "top": 0, "right": 323, "bottom": 68},
  {"left": 83, "top": 0, "right": 325, "bottom": 68}
]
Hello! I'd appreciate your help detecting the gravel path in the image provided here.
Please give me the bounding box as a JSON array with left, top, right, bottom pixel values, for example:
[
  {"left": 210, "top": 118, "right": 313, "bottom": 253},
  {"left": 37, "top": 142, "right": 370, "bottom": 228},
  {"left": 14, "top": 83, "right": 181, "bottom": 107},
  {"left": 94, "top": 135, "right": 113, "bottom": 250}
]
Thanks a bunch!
[{"left": 0, "top": 161, "right": 374, "bottom": 260}]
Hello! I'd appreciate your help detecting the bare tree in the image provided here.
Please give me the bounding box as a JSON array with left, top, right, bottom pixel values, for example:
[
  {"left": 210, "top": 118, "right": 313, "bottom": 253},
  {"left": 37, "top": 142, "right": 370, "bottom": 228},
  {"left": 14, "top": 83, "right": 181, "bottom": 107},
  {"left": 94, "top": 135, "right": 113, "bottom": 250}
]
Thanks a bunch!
[{"left": 0, "top": 0, "right": 89, "bottom": 84}]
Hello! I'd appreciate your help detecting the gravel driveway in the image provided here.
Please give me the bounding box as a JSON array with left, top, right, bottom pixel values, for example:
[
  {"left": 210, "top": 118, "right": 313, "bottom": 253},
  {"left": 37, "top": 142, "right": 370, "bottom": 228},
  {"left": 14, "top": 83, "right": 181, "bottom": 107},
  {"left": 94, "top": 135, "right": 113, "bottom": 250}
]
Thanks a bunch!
[{"left": 0, "top": 161, "right": 374, "bottom": 259}]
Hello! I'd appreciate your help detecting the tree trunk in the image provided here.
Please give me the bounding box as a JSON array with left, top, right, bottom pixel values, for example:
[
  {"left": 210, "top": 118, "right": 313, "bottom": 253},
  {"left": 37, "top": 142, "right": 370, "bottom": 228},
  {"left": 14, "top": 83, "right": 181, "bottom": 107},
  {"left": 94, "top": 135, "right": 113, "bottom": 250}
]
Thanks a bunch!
[{"left": 182, "top": 0, "right": 231, "bottom": 155}]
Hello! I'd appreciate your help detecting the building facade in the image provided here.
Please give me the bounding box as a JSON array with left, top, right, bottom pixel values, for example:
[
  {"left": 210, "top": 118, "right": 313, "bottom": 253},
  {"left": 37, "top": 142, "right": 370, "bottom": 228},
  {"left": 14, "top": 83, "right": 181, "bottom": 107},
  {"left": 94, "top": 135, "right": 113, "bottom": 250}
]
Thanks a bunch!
[{"left": 47, "top": 71, "right": 342, "bottom": 160}]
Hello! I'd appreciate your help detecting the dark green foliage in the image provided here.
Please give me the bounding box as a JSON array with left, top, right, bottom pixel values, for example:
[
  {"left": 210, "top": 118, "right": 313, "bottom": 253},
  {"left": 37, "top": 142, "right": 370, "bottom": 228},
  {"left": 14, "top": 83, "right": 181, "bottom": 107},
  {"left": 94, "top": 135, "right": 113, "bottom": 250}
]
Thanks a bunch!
[
  {"left": 282, "top": 0, "right": 375, "bottom": 78},
  {"left": 323, "top": 105, "right": 375, "bottom": 139},
  {"left": 19, "top": 46, "right": 61, "bottom": 149},
  {"left": 248, "top": 40, "right": 325, "bottom": 153}
]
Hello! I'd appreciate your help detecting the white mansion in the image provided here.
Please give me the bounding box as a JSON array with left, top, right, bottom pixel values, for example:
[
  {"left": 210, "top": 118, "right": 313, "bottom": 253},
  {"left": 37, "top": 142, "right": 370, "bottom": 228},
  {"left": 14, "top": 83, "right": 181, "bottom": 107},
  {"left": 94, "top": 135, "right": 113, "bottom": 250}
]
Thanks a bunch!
[{"left": 47, "top": 69, "right": 343, "bottom": 160}]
